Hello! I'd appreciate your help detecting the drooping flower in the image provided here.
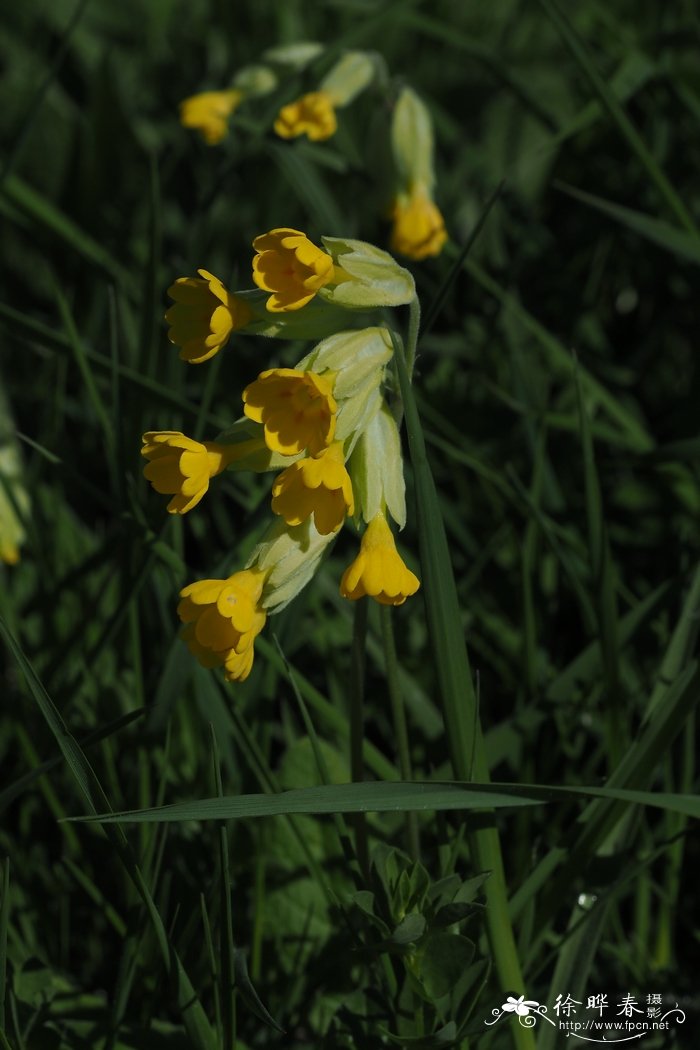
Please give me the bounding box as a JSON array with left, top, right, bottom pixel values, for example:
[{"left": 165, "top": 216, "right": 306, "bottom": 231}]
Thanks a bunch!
[
  {"left": 242, "top": 368, "right": 337, "bottom": 456},
  {"left": 340, "top": 511, "right": 420, "bottom": 606},
  {"left": 271, "top": 442, "right": 354, "bottom": 535},
  {"left": 179, "top": 89, "right": 243, "bottom": 145},
  {"left": 252, "top": 228, "right": 336, "bottom": 312},
  {"left": 166, "top": 269, "right": 252, "bottom": 364},
  {"left": 177, "top": 569, "right": 267, "bottom": 682},
  {"left": 390, "top": 185, "right": 447, "bottom": 260},
  {"left": 141, "top": 431, "right": 233, "bottom": 514},
  {"left": 274, "top": 90, "right": 337, "bottom": 141}
]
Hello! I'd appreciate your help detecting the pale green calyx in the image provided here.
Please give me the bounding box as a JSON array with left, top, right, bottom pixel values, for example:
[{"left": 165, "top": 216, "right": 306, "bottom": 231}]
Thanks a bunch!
[
  {"left": 349, "top": 399, "right": 406, "bottom": 529},
  {"left": 235, "top": 290, "right": 353, "bottom": 341},
  {"left": 248, "top": 518, "right": 336, "bottom": 612},
  {"left": 319, "top": 237, "right": 415, "bottom": 308},
  {"left": 391, "top": 86, "right": 436, "bottom": 191},
  {"left": 296, "top": 327, "right": 392, "bottom": 447},
  {"left": 296, "top": 327, "right": 392, "bottom": 395},
  {"left": 320, "top": 51, "right": 378, "bottom": 107}
]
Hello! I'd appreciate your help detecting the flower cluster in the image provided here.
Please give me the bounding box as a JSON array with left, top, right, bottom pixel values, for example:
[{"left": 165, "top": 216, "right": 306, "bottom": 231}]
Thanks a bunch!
[
  {"left": 176, "top": 47, "right": 447, "bottom": 262},
  {"left": 179, "top": 48, "right": 376, "bottom": 147},
  {"left": 143, "top": 228, "right": 421, "bottom": 682}
]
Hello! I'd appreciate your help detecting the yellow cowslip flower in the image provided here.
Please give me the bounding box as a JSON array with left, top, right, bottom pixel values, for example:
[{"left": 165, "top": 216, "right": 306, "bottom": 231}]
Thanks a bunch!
[
  {"left": 271, "top": 441, "right": 354, "bottom": 535},
  {"left": 141, "top": 431, "right": 234, "bottom": 514},
  {"left": 179, "top": 89, "right": 243, "bottom": 145},
  {"left": 177, "top": 568, "right": 267, "bottom": 682},
  {"left": 274, "top": 91, "right": 337, "bottom": 142},
  {"left": 340, "top": 511, "right": 420, "bottom": 606},
  {"left": 242, "top": 368, "right": 337, "bottom": 457},
  {"left": 166, "top": 269, "right": 252, "bottom": 365},
  {"left": 252, "top": 228, "right": 336, "bottom": 312},
  {"left": 390, "top": 184, "right": 447, "bottom": 261}
]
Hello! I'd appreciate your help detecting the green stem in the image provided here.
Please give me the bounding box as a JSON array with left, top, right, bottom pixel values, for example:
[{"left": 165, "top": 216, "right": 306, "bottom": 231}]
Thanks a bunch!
[
  {"left": 392, "top": 296, "right": 421, "bottom": 431},
  {"left": 393, "top": 314, "right": 534, "bottom": 1050},
  {"left": 380, "top": 606, "right": 420, "bottom": 861},
  {"left": 349, "top": 601, "right": 370, "bottom": 880}
]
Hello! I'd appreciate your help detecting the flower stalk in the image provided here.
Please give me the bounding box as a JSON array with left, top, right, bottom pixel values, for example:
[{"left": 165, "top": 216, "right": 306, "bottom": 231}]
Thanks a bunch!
[{"left": 393, "top": 314, "right": 534, "bottom": 1050}]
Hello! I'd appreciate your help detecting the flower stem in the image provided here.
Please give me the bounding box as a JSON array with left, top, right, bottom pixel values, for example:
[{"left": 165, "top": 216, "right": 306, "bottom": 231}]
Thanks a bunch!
[
  {"left": 349, "top": 599, "right": 370, "bottom": 880},
  {"left": 405, "top": 295, "right": 421, "bottom": 382},
  {"left": 380, "top": 605, "right": 420, "bottom": 861},
  {"left": 393, "top": 313, "right": 534, "bottom": 1050}
]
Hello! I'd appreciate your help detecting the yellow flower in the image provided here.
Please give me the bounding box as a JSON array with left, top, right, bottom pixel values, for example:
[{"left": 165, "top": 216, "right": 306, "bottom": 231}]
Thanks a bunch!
[
  {"left": 242, "top": 368, "right": 337, "bottom": 457},
  {"left": 271, "top": 442, "right": 354, "bottom": 535},
  {"left": 340, "top": 511, "right": 420, "bottom": 606},
  {"left": 165, "top": 269, "right": 252, "bottom": 365},
  {"left": 179, "top": 89, "right": 243, "bottom": 145},
  {"left": 274, "top": 91, "right": 337, "bottom": 141},
  {"left": 177, "top": 569, "right": 267, "bottom": 682},
  {"left": 390, "top": 185, "right": 447, "bottom": 261},
  {"left": 141, "top": 431, "right": 233, "bottom": 514},
  {"left": 252, "top": 228, "right": 335, "bottom": 312}
]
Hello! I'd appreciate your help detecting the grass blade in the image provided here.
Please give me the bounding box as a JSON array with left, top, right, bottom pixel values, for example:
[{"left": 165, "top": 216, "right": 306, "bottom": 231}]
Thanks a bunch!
[
  {"left": 0, "top": 616, "right": 217, "bottom": 1050},
  {"left": 538, "top": 0, "right": 699, "bottom": 236}
]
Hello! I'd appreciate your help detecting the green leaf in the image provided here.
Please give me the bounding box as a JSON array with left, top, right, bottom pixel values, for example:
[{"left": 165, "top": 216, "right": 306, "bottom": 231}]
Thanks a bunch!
[
  {"left": 67, "top": 778, "right": 700, "bottom": 824},
  {"left": 0, "top": 617, "right": 217, "bottom": 1050},
  {"left": 391, "top": 913, "right": 427, "bottom": 945},
  {"left": 416, "top": 933, "right": 475, "bottom": 1000},
  {"left": 233, "top": 950, "right": 284, "bottom": 1034}
]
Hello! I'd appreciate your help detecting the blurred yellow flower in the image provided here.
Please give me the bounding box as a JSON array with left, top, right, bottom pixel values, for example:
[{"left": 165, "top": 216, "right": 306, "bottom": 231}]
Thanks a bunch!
[
  {"left": 390, "top": 185, "right": 447, "bottom": 260},
  {"left": 178, "top": 569, "right": 267, "bottom": 682},
  {"left": 340, "top": 511, "right": 420, "bottom": 605},
  {"left": 274, "top": 90, "right": 338, "bottom": 141},
  {"left": 0, "top": 447, "right": 27, "bottom": 565},
  {"left": 141, "top": 431, "right": 233, "bottom": 514},
  {"left": 179, "top": 89, "right": 243, "bottom": 145},
  {"left": 252, "top": 228, "right": 335, "bottom": 312},
  {"left": 271, "top": 441, "right": 354, "bottom": 535},
  {"left": 243, "top": 368, "right": 337, "bottom": 456}
]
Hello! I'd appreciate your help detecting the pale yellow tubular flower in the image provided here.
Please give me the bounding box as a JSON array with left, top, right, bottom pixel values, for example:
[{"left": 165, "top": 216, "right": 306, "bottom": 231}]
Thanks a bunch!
[
  {"left": 274, "top": 91, "right": 337, "bottom": 141},
  {"left": 271, "top": 441, "right": 354, "bottom": 535},
  {"left": 177, "top": 568, "right": 267, "bottom": 682},
  {"left": 179, "top": 89, "right": 243, "bottom": 145},
  {"left": 340, "top": 511, "right": 420, "bottom": 606},
  {"left": 390, "top": 184, "right": 447, "bottom": 261},
  {"left": 166, "top": 269, "right": 252, "bottom": 364},
  {"left": 252, "top": 228, "right": 337, "bottom": 312},
  {"left": 141, "top": 431, "right": 235, "bottom": 514},
  {"left": 0, "top": 450, "right": 26, "bottom": 565},
  {"left": 242, "top": 368, "right": 337, "bottom": 457}
]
